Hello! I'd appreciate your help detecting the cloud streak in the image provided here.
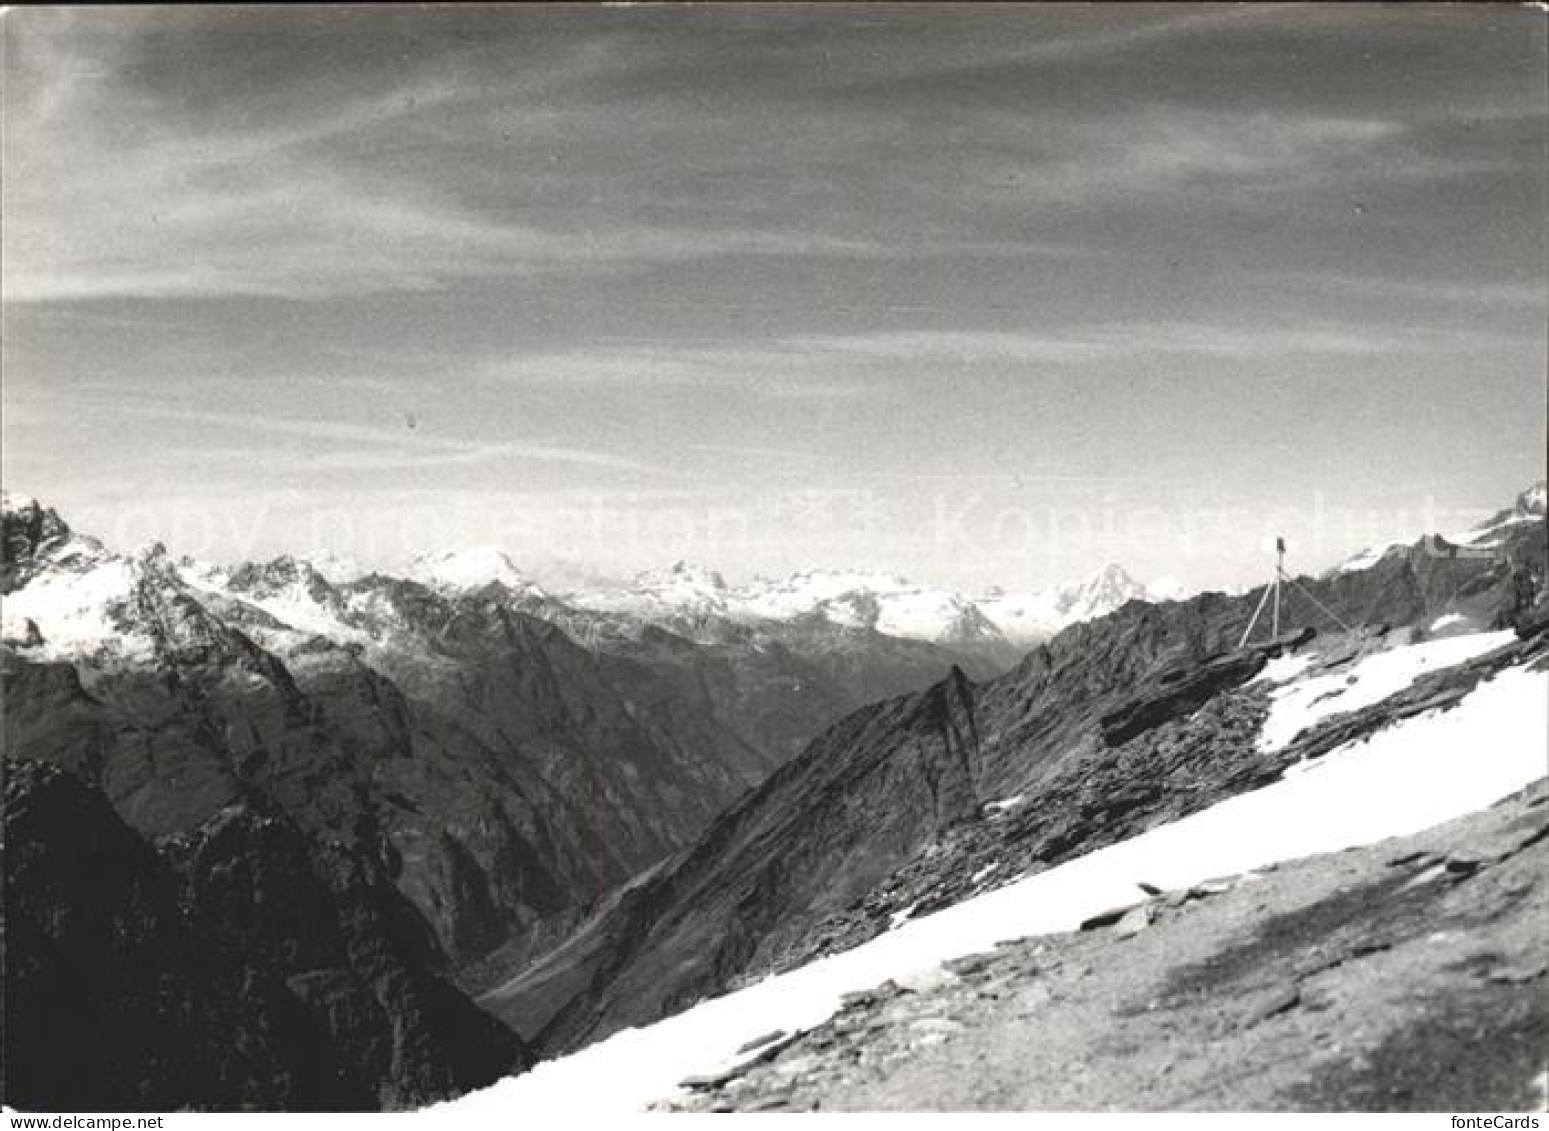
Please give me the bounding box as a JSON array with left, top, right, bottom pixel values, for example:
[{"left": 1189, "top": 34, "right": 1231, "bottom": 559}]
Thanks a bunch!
[
  {"left": 480, "top": 317, "right": 1484, "bottom": 397},
  {"left": 7, "top": 8, "right": 1528, "bottom": 305},
  {"left": 2, "top": 7, "right": 1542, "bottom": 593},
  {"left": 116, "top": 405, "right": 668, "bottom": 475},
  {"left": 2, "top": 13, "right": 881, "bottom": 303}
]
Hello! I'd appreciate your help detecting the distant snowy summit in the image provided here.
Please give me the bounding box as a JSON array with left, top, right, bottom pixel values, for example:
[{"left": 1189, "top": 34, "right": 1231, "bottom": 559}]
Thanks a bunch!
[
  {"left": 977, "top": 563, "right": 1164, "bottom": 645},
  {"left": 554, "top": 559, "right": 1164, "bottom": 648},
  {"left": 12, "top": 479, "right": 1538, "bottom": 665},
  {"left": 407, "top": 546, "right": 550, "bottom": 601},
  {"left": 1331, "top": 479, "right": 1547, "bottom": 577}
]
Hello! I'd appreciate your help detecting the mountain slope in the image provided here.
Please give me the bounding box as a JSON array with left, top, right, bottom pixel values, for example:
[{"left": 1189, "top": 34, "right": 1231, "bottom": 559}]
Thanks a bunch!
[
  {"left": 445, "top": 627, "right": 1547, "bottom": 1115},
  {"left": 661, "top": 776, "right": 1549, "bottom": 1112},
  {"left": 0, "top": 499, "right": 815, "bottom": 1107},
  {"left": 2, "top": 539, "right": 780, "bottom": 963},
  {"left": 524, "top": 497, "right": 1545, "bottom": 1056}
]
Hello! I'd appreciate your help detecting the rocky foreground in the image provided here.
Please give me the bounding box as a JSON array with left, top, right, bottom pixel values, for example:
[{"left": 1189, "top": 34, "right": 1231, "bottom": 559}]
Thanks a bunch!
[{"left": 661, "top": 778, "right": 1548, "bottom": 1112}]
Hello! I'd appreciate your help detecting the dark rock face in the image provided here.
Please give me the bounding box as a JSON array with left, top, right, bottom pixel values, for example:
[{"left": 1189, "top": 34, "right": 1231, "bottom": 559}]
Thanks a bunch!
[
  {"left": 1097, "top": 632, "right": 1310, "bottom": 747},
  {"left": 1, "top": 495, "right": 77, "bottom": 594},
  {"left": 2, "top": 758, "right": 525, "bottom": 1111}
]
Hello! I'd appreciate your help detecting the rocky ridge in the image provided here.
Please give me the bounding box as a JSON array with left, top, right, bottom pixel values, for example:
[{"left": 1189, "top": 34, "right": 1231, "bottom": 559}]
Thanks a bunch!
[{"left": 530, "top": 500, "right": 1545, "bottom": 1057}]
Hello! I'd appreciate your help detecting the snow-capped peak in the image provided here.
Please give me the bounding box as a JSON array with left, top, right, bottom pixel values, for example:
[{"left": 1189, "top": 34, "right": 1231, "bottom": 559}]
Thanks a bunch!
[
  {"left": 735, "top": 568, "right": 927, "bottom": 623},
  {"left": 304, "top": 549, "right": 367, "bottom": 586},
  {"left": 1051, "top": 562, "right": 1147, "bottom": 618},
  {"left": 2, "top": 492, "right": 111, "bottom": 595},
  {"left": 637, "top": 561, "right": 729, "bottom": 593},
  {"left": 722, "top": 567, "right": 1010, "bottom": 646},
  {"left": 1332, "top": 480, "right": 1547, "bottom": 575},
  {"left": 1, "top": 489, "right": 42, "bottom": 516},
  {"left": 978, "top": 563, "right": 1156, "bottom": 645},
  {"left": 1515, "top": 481, "right": 1547, "bottom": 518},
  {"left": 1, "top": 500, "right": 177, "bottom": 664},
  {"left": 407, "top": 546, "right": 548, "bottom": 598},
  {"left": 561, "top": 560, "right": 1159, "bottom": 650},
  {"left": 562, "top": 561, "right": 731, "bottom": 622}
]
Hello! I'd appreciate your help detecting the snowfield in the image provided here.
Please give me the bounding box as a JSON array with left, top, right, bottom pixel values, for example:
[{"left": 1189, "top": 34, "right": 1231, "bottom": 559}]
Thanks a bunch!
[
  {"left": 1328, "top": 544, "right": 1396, "bottom": 576},
  {"left": 0, "top": 555, "right": 156, "bottom": 663},
  {"left": 1256, "top": 630, "right": 1515, "bottom": 752},
  {"left": 432, "top": 631, "right": 1546, "bottom": 1118}
]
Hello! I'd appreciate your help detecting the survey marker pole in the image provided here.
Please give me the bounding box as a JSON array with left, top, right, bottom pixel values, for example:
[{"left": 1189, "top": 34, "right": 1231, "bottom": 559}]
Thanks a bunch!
[{"left": 1271, "top": 536, "right": 1285, "bottom": 638}]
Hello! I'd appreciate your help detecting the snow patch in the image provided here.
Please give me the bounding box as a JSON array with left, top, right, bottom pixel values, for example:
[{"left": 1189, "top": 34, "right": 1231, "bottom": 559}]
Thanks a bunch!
[
  {"left": 0, "top": 556, "right": 154, "bottom": 662},
  {"left": 1329, "top": 544, "right": 1395, "bottom": 576},
  {"left": 1257, "top": 630, "right": 1514, "bottom": 753},
  {"left": 1253, "top": 650, "right": 1318, "bottom": 687},
  {"left": 240, "top": 587, "right": 367, "bottom": 646}
]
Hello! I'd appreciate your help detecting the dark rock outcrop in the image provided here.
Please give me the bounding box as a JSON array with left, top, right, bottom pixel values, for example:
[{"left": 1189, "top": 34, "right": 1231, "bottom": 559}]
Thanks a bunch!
[
  {"left": 1098, "top": 629, "right": 1312, "bottom": 747},
  {"left": 1, "top": 494, "right": 79, "bottom": 594},
  {"left": 2, "top": 758, "right": 525, "bottom": 1111}
]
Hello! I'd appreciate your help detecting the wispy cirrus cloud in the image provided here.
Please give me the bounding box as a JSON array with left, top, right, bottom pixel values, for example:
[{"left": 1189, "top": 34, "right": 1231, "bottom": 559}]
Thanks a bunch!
[
  {"left": 1, "top": 14, "right": 877, "bottom": 304},
  {"left": 116, "top": 405, "right": 668, "bottom": 475},
  {"left": 481, "top": 345, "right": 878, "bottom": 399},
  {"left": 480, "top": 317, "right": 1475, "bottom": 397},
  {"left": 796, "top": 323, "right": 1438, "bottom": 363},
  {"left": 4, "top": 7, "right": 1543, "bottom": 592},
  {"left": 7, "top": 7, "right": 1496, "bottom": 307},
  {"left": 928, "top": 109, "right": 1410, "bottom": 217},
  {"left": 3, "top": 126, "right": 876, "bottom": 303},
  {"left": 1250, "top": 269, "right": 1547, "bottom": 312}
]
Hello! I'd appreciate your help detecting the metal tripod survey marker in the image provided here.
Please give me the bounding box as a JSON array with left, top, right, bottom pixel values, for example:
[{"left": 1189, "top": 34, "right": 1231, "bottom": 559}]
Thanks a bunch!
[{"left": 1238, "top": 535, "right": 1352, "bottom": 648}]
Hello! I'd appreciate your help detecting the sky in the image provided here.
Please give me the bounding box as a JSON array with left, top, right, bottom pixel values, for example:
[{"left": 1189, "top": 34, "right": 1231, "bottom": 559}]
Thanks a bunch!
[{"left": 3, "top": 4, "right": 1545, "bottom": 594}]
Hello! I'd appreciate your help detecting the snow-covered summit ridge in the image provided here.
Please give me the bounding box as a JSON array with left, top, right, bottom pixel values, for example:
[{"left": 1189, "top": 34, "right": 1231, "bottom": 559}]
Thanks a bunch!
[
  {"left": 976, "top": 562, "right": 1153, "bottom": 644},
  {"left": 1332, "top": 480, "right": 1546, "bottom": 576},
  {"left": 549, "top": 560, "right": 1163, "bottom": 646},
  {"left": 1, "top": 489, "right": 42, "bottom": 515},
  {"left": 0, "top": 491, "right": 1173, "bottom": 655},
  {"left": 407, "top": 546, "right": 549, "bottom": 599}
]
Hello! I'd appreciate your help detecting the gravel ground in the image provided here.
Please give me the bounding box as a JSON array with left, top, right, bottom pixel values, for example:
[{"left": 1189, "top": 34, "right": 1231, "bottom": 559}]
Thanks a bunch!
[{"left": 660, "top": 780, "right": 1549, "bottom": 1112}]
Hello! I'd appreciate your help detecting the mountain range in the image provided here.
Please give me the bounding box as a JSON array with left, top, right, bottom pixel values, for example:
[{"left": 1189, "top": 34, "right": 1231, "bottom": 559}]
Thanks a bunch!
[
  {"left": 0, "top": 490, "right": 1156, "bottom": 1109},
  {"left": 547, "top": 558, "right": 1171, "bottom": 649},
  {"left": 490, "top": 483, "right": 1547, "bottom": 1057},
  {"left": 3, "top": 482, "right": 1544, "bottom": 1110}
]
